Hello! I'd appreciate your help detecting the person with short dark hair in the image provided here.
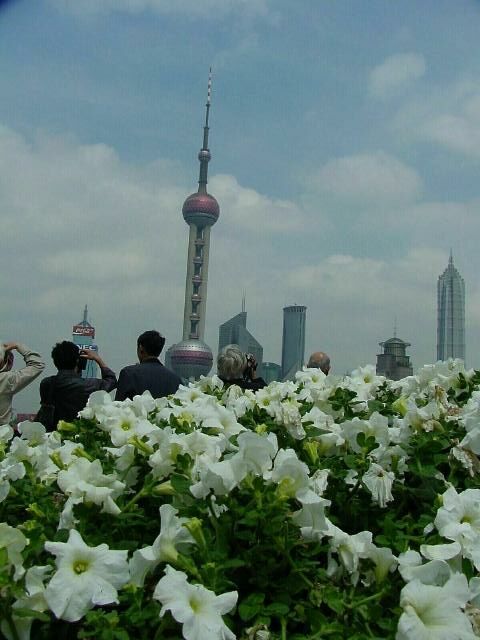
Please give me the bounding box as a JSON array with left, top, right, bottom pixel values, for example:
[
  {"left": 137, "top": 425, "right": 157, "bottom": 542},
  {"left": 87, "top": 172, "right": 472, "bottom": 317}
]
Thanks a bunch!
[
  {"left": 115, "top": 330, "right": 181, "bottom": 401},
  {"left": 39, "top": 341, "right": 116, "bottom": 428},
  {"left": 0, "top": 341, "right": 45, "bottom": 425}
]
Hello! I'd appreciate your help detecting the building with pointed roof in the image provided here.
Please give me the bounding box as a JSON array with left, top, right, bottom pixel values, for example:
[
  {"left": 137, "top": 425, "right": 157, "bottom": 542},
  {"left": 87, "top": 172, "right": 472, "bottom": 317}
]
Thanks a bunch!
[
  {"left": 170, "top": 71, "right": 219, "bottom": 380},
  {"left": 437, "top": 252, "right": 465, "bottom": 362}
]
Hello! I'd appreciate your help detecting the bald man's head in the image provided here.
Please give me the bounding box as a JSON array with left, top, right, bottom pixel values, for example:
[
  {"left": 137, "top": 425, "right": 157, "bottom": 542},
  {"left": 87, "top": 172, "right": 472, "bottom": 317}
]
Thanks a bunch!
[{"left": 307, "top": 351, "right": 330, "bottom": 375}]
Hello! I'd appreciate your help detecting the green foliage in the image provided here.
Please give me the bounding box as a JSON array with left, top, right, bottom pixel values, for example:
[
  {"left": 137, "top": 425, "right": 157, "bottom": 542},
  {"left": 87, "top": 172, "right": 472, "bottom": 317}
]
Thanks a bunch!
[{"left": 2, "top": 364, "right": 480, "bottom": 639}]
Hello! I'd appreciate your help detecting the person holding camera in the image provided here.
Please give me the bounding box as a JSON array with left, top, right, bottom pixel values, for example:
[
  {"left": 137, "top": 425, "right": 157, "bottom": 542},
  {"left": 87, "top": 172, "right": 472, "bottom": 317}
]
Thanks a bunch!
[
  {"left": 38, "top": 341, "right": 117, "bottom": 429},
  {"left": 0, "top": 341, "right": 45, "bottom": 426},
  {"left": 217, "top": 344, "right": 266, "bottom": 391}
]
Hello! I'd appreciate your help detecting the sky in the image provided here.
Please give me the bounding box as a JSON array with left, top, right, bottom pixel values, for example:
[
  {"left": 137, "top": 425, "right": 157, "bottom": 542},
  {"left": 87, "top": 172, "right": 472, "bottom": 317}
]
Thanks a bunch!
[{"left": 1, "top": 0, "right": 480, "bottom": 412}]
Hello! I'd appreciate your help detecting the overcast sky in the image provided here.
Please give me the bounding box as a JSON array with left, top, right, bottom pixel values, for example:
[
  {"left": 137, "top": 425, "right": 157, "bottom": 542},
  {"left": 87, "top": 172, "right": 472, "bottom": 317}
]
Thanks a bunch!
[{"left": 2, "top": 0, "right": 480, "bottom": 412}]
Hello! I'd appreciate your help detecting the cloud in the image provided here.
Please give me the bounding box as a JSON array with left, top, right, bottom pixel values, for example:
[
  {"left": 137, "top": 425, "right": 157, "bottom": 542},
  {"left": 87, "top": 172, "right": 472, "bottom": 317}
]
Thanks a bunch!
[
  {"left": 50, "top": 0, "right": 271, "bottom": 18},
  {"left": 422, "top": 93, "right": 480, "bottom": 157},
  {"left": 307, "top": 151, "right": 422, "bottom": 207},
  {"left": 392, "top": 78, "right": 480, "bottom": 159},
  {"left": 369, "top": 53, "right": 426, "bottom": 99},
  {"left": 210, "top": 174, "right": 308, "bottom": 234}
]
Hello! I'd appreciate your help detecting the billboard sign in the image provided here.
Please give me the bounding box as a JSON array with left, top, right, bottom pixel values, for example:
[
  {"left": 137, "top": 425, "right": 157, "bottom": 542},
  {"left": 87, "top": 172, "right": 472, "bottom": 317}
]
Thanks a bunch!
[
  {"left": 77, "top": 344, "right": 98, "bottom": 352},
  {"left": 72, "top": 325, "right": 95, "bottom": 338}
]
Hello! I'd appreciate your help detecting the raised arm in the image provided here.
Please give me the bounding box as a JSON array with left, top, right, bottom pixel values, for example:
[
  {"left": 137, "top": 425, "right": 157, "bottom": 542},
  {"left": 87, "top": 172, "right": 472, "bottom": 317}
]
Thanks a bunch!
[{"left": 3, "top": 342, "right": 45, "bottom": 395}]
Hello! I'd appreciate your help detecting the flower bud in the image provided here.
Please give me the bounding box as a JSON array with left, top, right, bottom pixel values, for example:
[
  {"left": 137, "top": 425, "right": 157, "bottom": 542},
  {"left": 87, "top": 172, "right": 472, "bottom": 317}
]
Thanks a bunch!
[
  {"left": 184, "top": 517, "right": 207, "bottom": 551},
  {"left": 57, "top": 420, "right": 76, "bottom": 432},
  {"left": 152, "top": 481, "right": 175, "bottom": 496}
]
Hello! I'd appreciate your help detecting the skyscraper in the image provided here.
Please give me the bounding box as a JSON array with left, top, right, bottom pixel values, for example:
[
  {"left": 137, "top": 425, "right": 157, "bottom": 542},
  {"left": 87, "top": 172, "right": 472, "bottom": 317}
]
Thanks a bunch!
[
  {"left": 72, "top": 305, "right": 97, "bottom": 379},
  {"left": 218, "top": 301, "right": 263, "bottom": 368},
  {"left": 281, "top": 305, "right": 306, "bottom": 380},
  {"left": 437, "top": 253, "right": 465, "bottom": 362},
  {"left": 170, "top": 72, "right": 219, "bottom": 380}
]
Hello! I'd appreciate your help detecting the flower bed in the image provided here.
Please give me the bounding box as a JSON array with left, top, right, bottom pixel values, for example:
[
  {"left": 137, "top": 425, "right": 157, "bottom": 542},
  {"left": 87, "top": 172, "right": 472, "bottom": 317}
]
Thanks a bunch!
[{"left": 2, "top": 360, "right": 480, "bottom": 639}]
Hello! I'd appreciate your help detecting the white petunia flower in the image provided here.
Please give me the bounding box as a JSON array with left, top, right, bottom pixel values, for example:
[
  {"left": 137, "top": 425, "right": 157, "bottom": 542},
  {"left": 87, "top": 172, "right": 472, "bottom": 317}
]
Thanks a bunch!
[
  {"left": 420, "top": 542, "right": 462, "bottom": 562},
  {"left": 236, "top": 431, "right": 278, "bottom": 476},
  {"left": 362, "top": 463, "right": 395, "bottom": 508},
  {"left": 153, "top": 565, "right": 237, "bottom": 640},
  {"left": 0, "top": 455, "right": 26, "bottom": 503},
  {"left": 327, "top": 524, "right": 372, "bottom": 575},
  {"left": 102, "top": 407, "right": 156, "bottom": 447},
  {"left": 0, "top": 523, "right": 28, "bottom": 580},
  {"left": 397, "top": 550, "right": 452, "bottom": 586},
  {"left": 57, "top": 458, "right": 125, "bottom": 518},
  {"left": 292, "top": 492, "right": 330, "bottom": 541},
  {"left": 1, "top": 565, "right": 51, "bottom": 640},
  {"left": 190, "top": 455, "right": 247, "bottom": 499},
  {"left": 434, "top": 486, "right": 480, "bottom": 569},
  {"left": 44, "top": 529, "right": 130, "bottom": 622},
  {"left": 366, "top": 544, "right": 397, "bottom": 583},
  {"left": 268, "top": 449, "right": 310, "bottom": 499},
  {"left": 130, "top": 504, "right": 195, "bottom": 586},
  {"left": 341, "top": 412, "right": 390, "bottom": 453},
  {"left": 396, "top": 574, "right": 476, "bottom": 640}
]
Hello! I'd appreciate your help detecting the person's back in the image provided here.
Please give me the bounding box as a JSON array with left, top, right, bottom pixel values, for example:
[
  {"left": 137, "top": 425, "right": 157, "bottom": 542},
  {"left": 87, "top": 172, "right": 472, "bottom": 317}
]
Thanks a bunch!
[
  {"left": 115, "top": 330, "right": 181, "bottom": 401},
  {"left": 40, "top": 341, "right": 117, "bottom": 427},
  {"left": 0, "top": 341, "right": 45, "bottom": 425}
]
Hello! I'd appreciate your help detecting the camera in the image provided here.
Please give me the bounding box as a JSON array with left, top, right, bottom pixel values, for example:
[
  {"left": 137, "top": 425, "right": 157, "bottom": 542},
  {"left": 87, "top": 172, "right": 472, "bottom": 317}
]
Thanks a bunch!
[
  {"left": 78, "top": 350, "right": 88, "bottom": 371},
  {"left": 243, "top": 353, "right": 257, "bottom": 381}
]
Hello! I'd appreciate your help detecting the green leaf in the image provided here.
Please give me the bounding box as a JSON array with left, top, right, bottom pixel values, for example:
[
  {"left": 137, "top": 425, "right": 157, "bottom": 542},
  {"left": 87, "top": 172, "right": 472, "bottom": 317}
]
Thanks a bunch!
[
  {"left": 264, "top": 602, "right": 290, "bottom": 616},
  {"left": 170, "top": 473, "right": 191, "bottom": 494},
  {"left": 12, "top": 608, "right": 50, "bottom": 622},
  {"left": 238, "top": 593, "right": 265, "bottom": 621}
]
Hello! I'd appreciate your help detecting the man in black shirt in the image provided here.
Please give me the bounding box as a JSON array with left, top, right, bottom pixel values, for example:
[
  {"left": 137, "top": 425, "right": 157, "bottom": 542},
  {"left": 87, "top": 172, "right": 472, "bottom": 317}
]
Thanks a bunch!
[
  {"left": 40, "top": 341, "right": 117, "bottom": 427},
  {"left": 115, "top": 330, "right": 181, "bottom": 401}
]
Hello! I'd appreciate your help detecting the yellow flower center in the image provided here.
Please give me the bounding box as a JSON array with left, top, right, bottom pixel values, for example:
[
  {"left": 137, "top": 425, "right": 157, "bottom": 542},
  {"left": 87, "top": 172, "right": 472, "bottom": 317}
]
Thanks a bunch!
[{"left": 73, "top": 560, "right": 89, "bottom": 574}]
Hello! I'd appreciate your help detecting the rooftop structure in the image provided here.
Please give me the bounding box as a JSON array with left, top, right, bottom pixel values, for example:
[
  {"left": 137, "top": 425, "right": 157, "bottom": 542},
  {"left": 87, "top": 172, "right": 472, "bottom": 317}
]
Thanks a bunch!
[{"left": 376, "top": 333, "right": 413, "bottom": 381}]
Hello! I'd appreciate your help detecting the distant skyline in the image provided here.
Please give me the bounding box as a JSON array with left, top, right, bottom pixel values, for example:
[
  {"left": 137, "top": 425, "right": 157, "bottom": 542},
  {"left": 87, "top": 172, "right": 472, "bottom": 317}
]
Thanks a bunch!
[{"left": 2, "top": 0, "right": 480, "bottom": 412}]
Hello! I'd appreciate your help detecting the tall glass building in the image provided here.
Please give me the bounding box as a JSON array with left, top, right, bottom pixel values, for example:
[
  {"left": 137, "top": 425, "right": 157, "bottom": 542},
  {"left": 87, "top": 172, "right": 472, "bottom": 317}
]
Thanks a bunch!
[
  {"left": 281, "top": 305, "right": 306, "bottom": 380},
  {"left": 437, "top": 253, "right": 465, "bottom": 362},
  {"left": 218, "top": 310, "right": 263, "bottom": 368}
]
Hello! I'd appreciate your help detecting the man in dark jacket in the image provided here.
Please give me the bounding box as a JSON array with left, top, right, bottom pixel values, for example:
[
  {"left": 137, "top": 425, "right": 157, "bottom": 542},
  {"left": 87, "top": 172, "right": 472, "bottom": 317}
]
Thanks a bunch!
[
  {"left": 115, "top": 330, "right": 181, "bottom": 401},
  {"left": 39, "top": 341, "right": 117, "bottom": 427}
]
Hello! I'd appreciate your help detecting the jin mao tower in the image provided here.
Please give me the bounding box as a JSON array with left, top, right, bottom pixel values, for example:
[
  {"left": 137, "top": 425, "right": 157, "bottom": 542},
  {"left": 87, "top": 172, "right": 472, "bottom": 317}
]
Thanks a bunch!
[
  {"left": 437, "top": 252, "right": 465, "bottom": 362},
  {"left": 170, "top": 71, "right": 219, "bottom": 380}
]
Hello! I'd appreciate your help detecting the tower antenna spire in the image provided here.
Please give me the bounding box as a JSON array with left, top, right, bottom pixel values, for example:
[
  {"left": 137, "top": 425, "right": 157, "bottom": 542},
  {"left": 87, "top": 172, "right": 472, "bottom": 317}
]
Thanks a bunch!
[
  {"left": 242, "top": 290, "right": 246, "bottom": 313},
  {"left": 449, "top": 248, "right": 453, "bottom": 265},
  {"left": 393, "top": 315, "right": 397, "bottom": 339},
  {"left": 198, "top": 67, "right": 212, "bottom": 194},
  {"left": 83, "top": 304, "right": 88, "bottom": 324}
]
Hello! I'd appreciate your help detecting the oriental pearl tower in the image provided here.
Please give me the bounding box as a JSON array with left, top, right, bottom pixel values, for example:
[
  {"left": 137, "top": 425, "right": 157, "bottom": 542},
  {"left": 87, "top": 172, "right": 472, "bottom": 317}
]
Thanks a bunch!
[{"left": 170, "top": 71, "right": 219, "bottom": 380}]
